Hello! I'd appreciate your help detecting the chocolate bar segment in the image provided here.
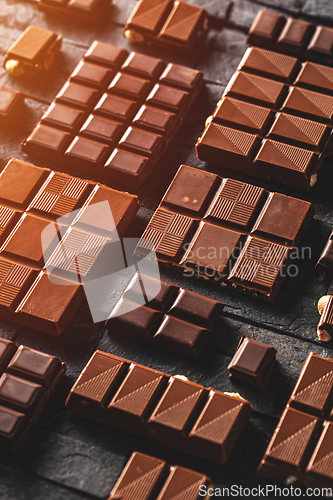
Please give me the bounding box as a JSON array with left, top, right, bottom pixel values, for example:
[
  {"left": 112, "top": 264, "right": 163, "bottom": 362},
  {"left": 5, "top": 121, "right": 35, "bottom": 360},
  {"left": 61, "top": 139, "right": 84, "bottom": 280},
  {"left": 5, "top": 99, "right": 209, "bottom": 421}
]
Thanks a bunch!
[
  {"left": 22, "top": 41, "right": 203, "bottom": 192},
  {"left": 0, "top": 338, "right": 65, "bottom": 452},
  {"left": 317, "top": 231, "right": 333, "bottom": 273},
  {"left": 135, "top": 164, "right": 314, "bottom": 302},
  {"left": 0, "top": 87, "right": 24, "bottom": 124},
  {"left": 66, "top": 351, "right": 252, "bottom": 463},
  {"left": 38, "top": 0, "right": 109, "bottom": 20}
]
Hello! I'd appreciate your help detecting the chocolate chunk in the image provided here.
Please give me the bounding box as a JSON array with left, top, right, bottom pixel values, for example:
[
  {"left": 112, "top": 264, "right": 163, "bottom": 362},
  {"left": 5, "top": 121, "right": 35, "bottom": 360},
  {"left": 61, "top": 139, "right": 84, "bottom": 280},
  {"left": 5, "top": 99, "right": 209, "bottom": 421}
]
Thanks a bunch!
[
  {"left": 317, "top": 231, "right": 333, "bottom": 273},
  {"left": 41, "top": 103, "right": 85, "bottom": 132},
  {"left": 295, "top": 61, "right": 333, "bottom": 94},
  {"left": 7, "top": 346, "right": 61, "bottom": 387},
  {"left": 66, "top": 351, "right": 252, "bottom": 463},
  {"left": 277, "top": 19, "right": 314, "bottom": 56},
  {"left": 307, "top": 26, "right": 333, "bottom": 65},
  {"left": 70, "top": 61, "right": 113, "bottom": 89},
  {"left": 317, "top": 295, "right": 333, "bottom": 342},
  {"left": 228, "top": 336, "right": 276, "bottom": 392},
  {"left": 0, "top": 87, "right": 24, "bottom": 124},
  {"left": 38, "top": 0, "right": 109, "bottom": 20},
  {"left": 306, "top": 422, "right": 333, "bottom": 483},
  {"left": 239, "top": 47, "right": 299, "bottom": 83},
  {"left": 247, "top": 10, "right": 286, "bottom": 49}
]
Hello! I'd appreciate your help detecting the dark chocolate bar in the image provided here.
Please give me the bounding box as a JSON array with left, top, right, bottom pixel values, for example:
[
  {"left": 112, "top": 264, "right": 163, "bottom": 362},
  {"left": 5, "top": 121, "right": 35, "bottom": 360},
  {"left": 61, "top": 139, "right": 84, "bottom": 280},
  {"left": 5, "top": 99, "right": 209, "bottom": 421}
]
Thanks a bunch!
[
  {"left": 108, "top": 451, "right": 212, "bottom": 500},
  {"left": 196, "top": 46, "right": 333, "bottom": 191},
  {"left": 248, "top": 10, "right": 333, "bottom": 66},
  {"left": 38, "top": 0, "right": 109, "bottom": 20},
  {"left": 134, "top": 164, "right": 314, "bottom": 302},
  {"left": 0, "top": 158, "right": 139, "bottom": 335},
  {"left": 227, "top": 336, "right": 276, "bottom": 392},
  {"left": 65, "top": 351, "right": 252, "bottom": 463},
  {"left": 3, "top": 26, "right": 62, "bottom": 77},
  {"left": 258, "top": 353, "right": 333, "bottom": 488},
  {"left": 124, "top": 0, "right": 208, "bottom": 52},
  {"left": 21, "top": 41, "right": 203, "bottom": 192},
  {"left": 0, "top": 86, "right": 24, "bottom": 124},
  {"left": 317, "top": 230, "right": 333, "bottom": 274},
  {"left": 0, "top": 337, "right": 66, "bottom": 452},
  {"left": 106, "top": 272, "right": 224, "bottom": 360}
]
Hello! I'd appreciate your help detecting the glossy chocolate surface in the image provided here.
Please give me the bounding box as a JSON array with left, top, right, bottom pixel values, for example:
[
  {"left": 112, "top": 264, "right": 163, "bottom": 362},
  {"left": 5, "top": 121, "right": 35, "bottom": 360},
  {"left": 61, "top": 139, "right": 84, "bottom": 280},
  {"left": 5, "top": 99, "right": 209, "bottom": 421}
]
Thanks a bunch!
[
  {"left": 106, "top": 272, "right": 224, "bottom": 360},
  {"left": 135, "top": 165, "right": 314, "bottom": 302},
  {"left": 66, "top": 351, "right": 252, "bottom": 463},
  {"left": 22, "top": 41, "right": 203, "bottom": 192}
]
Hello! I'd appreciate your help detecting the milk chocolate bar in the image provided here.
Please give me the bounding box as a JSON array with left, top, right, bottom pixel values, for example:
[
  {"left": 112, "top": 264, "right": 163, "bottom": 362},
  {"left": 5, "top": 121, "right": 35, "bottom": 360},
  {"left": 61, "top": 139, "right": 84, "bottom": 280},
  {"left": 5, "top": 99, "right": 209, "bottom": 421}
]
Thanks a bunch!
[
  {"left": 248, "top": 10, "right": 333, "bottom": 66},
  {"left": 196, "top": 46, "right": 333, "bottom": 191},
  {"left": 124, "top": 0, "right": 208, "bottom": 52},
  {"left": 0, "top": 158, "right": 139, "bottom": 335},
  {"left": 258, "top": 353, "right": 333, "bottom": 488},
  {"left": 0, "top": 87, "right": 24, "bottom": 124},
  {"left": 38, "top": 0, "right": 109, "bottom": 20},
  {"left": 134, "top": 164, "right": 314, "bottom": 302},
  {"left": 21, "top": 41, "right": 203, "bottom": 192},
  {"left": 106, "top": 272, "right": 224, "bottom": 360},
  {"left": 317, "top": 230, "right": 333, "bottom": 274},
  {"left": 108, "top": 451, "right": 212, "bottom": 500},
  {"left": 3, "top": 26, "right": 62, "bottom": 77},
  {"left": 0, "top": 337, "right": 66, "bottom": 452},
  {"left": 65, "top": 351, "right": 252, "bottom": 463}
]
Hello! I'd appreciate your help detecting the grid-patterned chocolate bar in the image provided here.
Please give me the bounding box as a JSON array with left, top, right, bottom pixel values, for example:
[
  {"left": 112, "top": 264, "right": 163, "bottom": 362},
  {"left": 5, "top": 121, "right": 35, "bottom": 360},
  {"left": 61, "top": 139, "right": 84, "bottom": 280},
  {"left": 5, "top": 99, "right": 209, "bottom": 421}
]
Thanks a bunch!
[
  {"left": 258, "top": 353, "right": 333, "bottom": 488},
  {"left": 21, "top": 41, "right": 203, "bottom": 192},
  {"left": 248, "top": 10, "right": 333, "bottom": 66},
  {"left": 0, "top": 338, "right": 66, "bottom": 452},
  {"left": 108, "top": 451, "right": 212, "bottom": 500},
  {"left": 134, "top": 164, "right": 314, "bottom": 302},
  {"left": 196, "top": 46, "right": 333, "bottom": 191},
  {"left": 124, "top": 0, "right": 208, "bottom": 52},
  {"left": 0, "top": 158, "right": 139, "bottom": 335},
  {"left": 65, "top": 351, "right": 252, "bottom": 463},
  {"left": 106, "top": 272, "right": 224, "bottom": 360}
]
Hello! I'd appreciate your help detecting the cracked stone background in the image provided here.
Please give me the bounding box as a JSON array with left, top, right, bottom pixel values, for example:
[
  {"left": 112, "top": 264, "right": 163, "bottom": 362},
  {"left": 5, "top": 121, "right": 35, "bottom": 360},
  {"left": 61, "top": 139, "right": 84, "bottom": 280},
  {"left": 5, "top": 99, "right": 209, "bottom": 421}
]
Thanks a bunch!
[{"left": 0, "top": 0, "right": 332, "bottom": 498}]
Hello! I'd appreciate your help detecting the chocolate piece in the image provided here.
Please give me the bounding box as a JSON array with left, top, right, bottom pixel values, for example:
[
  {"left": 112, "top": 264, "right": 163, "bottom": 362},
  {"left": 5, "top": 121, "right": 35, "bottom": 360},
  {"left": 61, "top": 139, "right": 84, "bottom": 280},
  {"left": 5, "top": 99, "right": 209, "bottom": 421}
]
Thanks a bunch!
[
  {"left": 258, "top": 352, "right": 333, "bottom": 488},
  {"left": 317, "top": 295, "right": 333, "bottom": 342},
  {"left": 124, "top": 0, "right": 208, "bottom": 52},
  {"left": 106, "top": 272, "right": 223, "bottom": 360},
  {"left": 38, "top": 0, "right": 109, "bottom": 20},
  {"left": 0, "top": 87, "right": 24, "bottom": 124},
  {"left": 0, "top": 158, "right": 139, "bottom": 335},
  {"left": 108, "top": 451, "right": 211, "bottom": 500},
  {"left": 66, "top": 351, "right": 252, "bottom": 463},
  {"left": 317, "top": 231, "right": 333, "bottom": 273},
  {"left": 135, "top": 165, "right": 314, "bottom": 302},
  {"left": 22, "top": 41, "right": 203, "bottom": 192},
  {"left": 228, "top": 336, "right": 276, "bottom": 392},
  {"left": 0, "top": 338, "right": 65, "bottom": 451},
  {"left": 196, "top": 47, "right": 333, "bottom": 191},
  {"left": 277, "top": 19, "right": 314, "bottom": 57},
  {"left": 247, "top": 10, "right": 286, "bottom": 49},
  {"left": 3, "top": 26, "right": 62, "bottom": 77}
]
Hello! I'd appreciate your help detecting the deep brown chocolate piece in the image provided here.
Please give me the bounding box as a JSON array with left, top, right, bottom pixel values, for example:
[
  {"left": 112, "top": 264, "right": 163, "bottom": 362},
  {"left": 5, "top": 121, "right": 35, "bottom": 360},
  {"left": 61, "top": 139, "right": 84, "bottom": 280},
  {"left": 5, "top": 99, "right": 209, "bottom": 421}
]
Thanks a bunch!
[
  {"left": 258, "top": 353, "right": 333, "bottom": 488},
  {"left": 0, "top": 87, "right": 24, "bottom": 124},
  {"left": 106, "top": 272, "right": 223, "bottom": 360},
  {"left": 21, "top": 41, "right": 203, "bottom": 192},
  {"left": 65, "top": 351, "right": 252, "bottom": 463},
  {"left": 228, "top": 336, "right": 276, "bottom": 392},
  {"left": 0, "top": 158, "right": 139, "bottom": 335},
  {"left": 135, "top": 164, "right": 314, "bottom": 302},
  {"left": 0, "top": 337, "right": 65, "bottom": 452},
  {"left": 317, "top": 230, "right": 333, "bottom": 274}
]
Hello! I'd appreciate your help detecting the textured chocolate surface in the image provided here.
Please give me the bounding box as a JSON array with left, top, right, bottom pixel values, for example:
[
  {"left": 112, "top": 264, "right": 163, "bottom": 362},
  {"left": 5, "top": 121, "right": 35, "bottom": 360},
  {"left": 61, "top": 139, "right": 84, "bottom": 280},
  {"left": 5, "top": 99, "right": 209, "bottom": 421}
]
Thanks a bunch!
[
  {"left": 0, "top": 338, "right": 65, "bottom": 451},
  {"left": 66, "top": 350, "right": 252, "bottom": 463},
  {"left": 106, "top": 272, "right": 224, "bottom": 360},
  {"left": 317, "top": 296, "right": 333, "bottom": 341},
  {"left": 22, "top": 41, "right": 203, "bottom": 192},
  {"left": 0, "top": 158, "right": 139, "bottom": 335},
  {"left": 258, "top": 353, "right": 333, "bottom": 488},
  {"left": 38, "top": 0, "right": 109, "bottom": 19},
  {"left": 196, "top": 46, "right": 333, "bottom": 191},
  {"left": 135, "top": 164, "right": 314, "bottom": 302}
]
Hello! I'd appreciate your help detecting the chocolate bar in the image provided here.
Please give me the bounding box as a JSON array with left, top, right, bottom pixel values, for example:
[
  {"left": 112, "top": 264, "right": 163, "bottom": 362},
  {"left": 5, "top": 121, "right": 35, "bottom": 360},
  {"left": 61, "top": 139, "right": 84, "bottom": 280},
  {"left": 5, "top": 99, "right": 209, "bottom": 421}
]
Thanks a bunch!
[
  {"left": 0, "top": 158, "right": 139, "bottom": 335},
  {"left": 21, "top": 41, "right": 203, "bottom": 192},
  {"left": 0, "top": 86, "right": 24, "bottom": 124},
  {"left": 317, "top": 230, "right": 333, "bottom": 274},
  {"left": 65, "top": 351, "right": 252, "bottom": 463},
  {"left": 108, "top": 451, "right": 212, "bottom": 500},
  {"left": 258, "top": 353, "right": 333, "bottom": 488},
  {"left": 0, "top": 337, "right": 66, "bottom": 452},
  {"left": 316, "top": 295, "right": 333, "bottom": 342},
  {"left": 248, "top": 10, "right": 333, "bottom": 66},
  {"left": 134, "top": 164, "right": 314, "bottom": 302},
  {"left": 3, "top": 26, "right": 62, "bottom": 77},
  {"left": 106, "top": 272, "right": 224, "bottom": 361},
  {"left": 227, "top": 336, "right": 276, "bottom": 392},
  {"left": 38, "top": 0, "right": 109, "bottom": 20},
  {"left": 196, "top": 46, "right": 333, "bottom": 191},
  {"left": 124, "top": 0, "right": 208, "bottom": 52}
]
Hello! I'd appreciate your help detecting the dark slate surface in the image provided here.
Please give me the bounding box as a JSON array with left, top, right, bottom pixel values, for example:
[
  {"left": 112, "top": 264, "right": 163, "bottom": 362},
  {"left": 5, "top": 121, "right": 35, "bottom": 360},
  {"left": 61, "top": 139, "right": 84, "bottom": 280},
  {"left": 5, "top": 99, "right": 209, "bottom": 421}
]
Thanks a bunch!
[{"left": 0, "top": 0, "right": 333, "bottom": 498}]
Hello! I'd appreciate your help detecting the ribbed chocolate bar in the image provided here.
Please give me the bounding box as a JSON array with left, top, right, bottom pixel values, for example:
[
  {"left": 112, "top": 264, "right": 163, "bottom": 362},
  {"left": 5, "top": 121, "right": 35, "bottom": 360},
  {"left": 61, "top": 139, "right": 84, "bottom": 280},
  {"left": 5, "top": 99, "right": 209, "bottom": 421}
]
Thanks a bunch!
[
  {"left": 21, "top": 41, "right": 203, "bottom": 192},
  {"left": 0, "top": 158, "right": 139, "bottom": 335},
  {"left": 0, "top": 337, "right": 66, "bottom": 452},
  {"left": 65, "top": 351, "right": 252, "bottom": 463},
  {"left": 248, "top": 10, "right": 333, "bottom": 65},
  {"left": 258, "top": 353, "right": 333, "bottom": 488},
  {"left": 108, "top": 451, "right": 211, "bottom": 500},
  {"left": 124, "top": 0, "right": 208, "bottom": 52},
  {"left": 106, "top": 272, "right": 224, "bottom": 360},
  {"left": 196, "top": 46, "right": 333, "bottom": 191},
  {"left": 134, "top": 164, "right": 314, "bottom": 302}
]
